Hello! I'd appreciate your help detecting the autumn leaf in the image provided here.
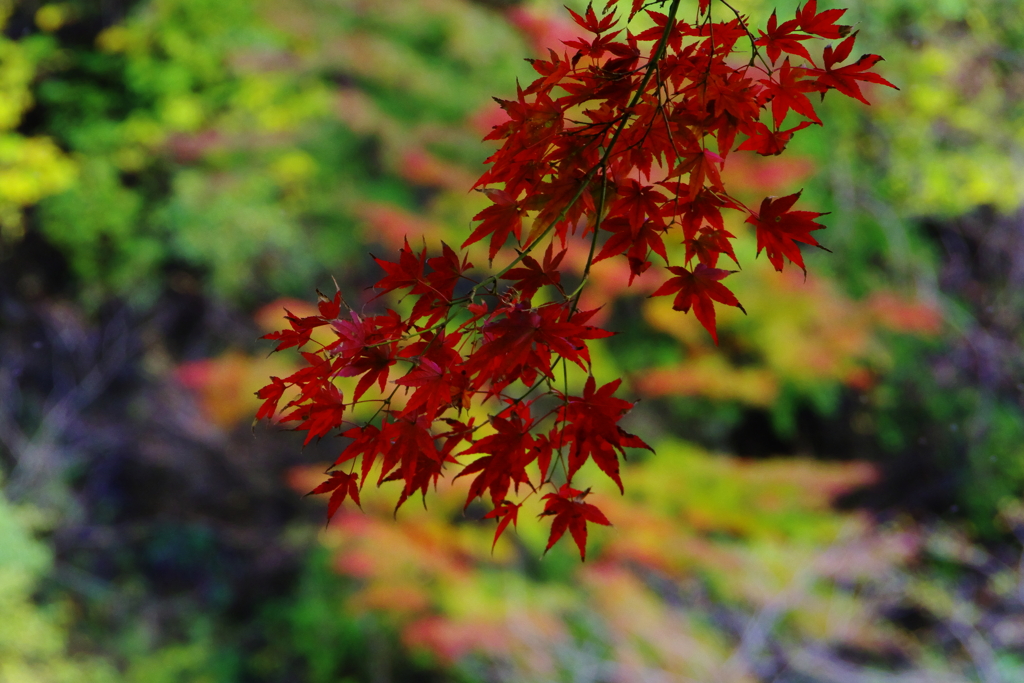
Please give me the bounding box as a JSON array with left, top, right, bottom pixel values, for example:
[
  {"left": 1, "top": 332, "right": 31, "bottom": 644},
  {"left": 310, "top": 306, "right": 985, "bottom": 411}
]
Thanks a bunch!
[
  {"left": 266, "top": 0, "right": 892, "bottom": 560},
  {"left": 255, "top": 377, "right": 287, "bottom": 422},
  {"left": 540, "top": 484, "right": 612, "bottom": 561},
  {"left": 501, "top": 242, "right": 565, "bottom": 301},
  {"left": 593, "top": 216, "right": 669, "bottom": 284},
  {"left": 285, "top": 383, "right": 347, "bottom": 446},
  {"left": 736, "top": 121, "right": 812, "bottom": 156},
  {"left": 812, "top": 33, "right": 898, "bottom": 105},
  {"left": 316, "top": 289, "right": 342, "bottom": 319},
  {"left": 373, "top": 238, "right": 427, "bottom": 297},
  {"left": 308, "top": 471, "right": 361, "bottom": 523},
  {"left": 394, "top": 333, "right": 466, "bottom": 420},
  {"left": 462, "top": 189, "right": 526, "bottom": 261},
  {"left": 745, "top": 191, "right": 827, "bottom": 272},
  {"left": 684, "top": 226, "right": 739, "bottom": 267},
  {"left": 557, "top": 376, "right": 653, "bottom": 492},
  {"left": 763, "top": 59, "right": 821, "bottom": 128},
  {"left": 456, "top": 405, "right": 536, "bottom": 507},
  {"left": 484, "top": 501, "right": 522, "bottom": 551},
  {"left": 462, "top": 303, "right": 613, "bottom": 392},
  {"left": 796, "top": 0, "right": 850, "bottom": 39},
  {"left": 755, "top": 10, "right": 814, "bottom": 64},
  {"left": 650, "top": 264, "right": 745, "bottom": 344},
  {"left": 377, "top": 416, "right": 441, "bottom": 496},
  {"left": 567, "top": 3, "right": 618, "bottom": 34},
  {"left": 337, "top": 342, "right": 397, "bottom": 402}
]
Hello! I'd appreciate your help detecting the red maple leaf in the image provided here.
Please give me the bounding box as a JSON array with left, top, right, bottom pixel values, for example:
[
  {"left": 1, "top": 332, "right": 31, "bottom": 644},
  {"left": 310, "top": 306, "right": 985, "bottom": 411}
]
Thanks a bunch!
[
  {"left": 327, "top": 311, "right": 404, "bottom": 361},
  {"left": 373, "top": 238, "right": 427, "bottom": 297},
  {"left": 745, "top": 190, "right": 827, "bottom": 272},
  {"left": 394, "top": 333, "right": 467, "bottom": 421},
  {"left": 309, "top": 471, "right": 361, "bottom": 523},
  {"left": 540, "top": 484, "right": 612, "bottom": 561},
  {"left": 684, "top": 226, "right": 739, "bottom": 267},
  {"left": 456, "top": 403, "right": 536, "bottom": 506},
  {"left": 334, "top": 328, "right": 398, "bottom": 402},
  {"left": 412, "top": 242, "right": 473, "bottom": 325},
  {"left": 567, "top": 3, "right": 618, "bottom": 34},
  {"left": 316, "top": 290, "right": 342, "bottom": 319},
  {"left": 425, "top": 242, "right": 471, "bottom": 300},
  {"left": 736, "top": 120, "right": 812, "bottom": 156},
  {"left": 339, "top": 424, "right": 384, "bottom": 486},
  {"left": 262, "top": 308, "right": 330, "bottom": 351},
  {"left": 796, "top": 0, "right": 850, "bottom": 39},
  {"left": 501, "top": 242, "right": 565, "bottom": 301},
  {"left": 464, "top": 303, "right": 613, "bottom": 392},
  {"left": 812, "top": 33, "right": 898, "bottom": 105},
  {"left": 255, "top": 377, "right": 286, "bottom": 421},
  {"left": 650, "top": 264, "right": 745, "bottom": 344},
  {"left": 376, "top": 416, "right": 440, "bottom": 495},
  {"left": 463, "top": 189, "right": 527, "bottom": 261},
  {"left": 764, "top": 59, "right": 821, "bottom": 128},
  {"left": 661, "top": 185, "right": 734, "bottom": 242},
  {"left": 557, "top": 376, "right": 652, "bottom": 492},
  {"left": 678, "top": 148, "right": 725, "bottom": 201},
  {"left": 593, "top": 215, "right": 669, "bottom": 284},
  {"left": 635, "top": 11, "right": 683, "bottom": 53},
  {"left": 289, "top": 383, "right": 347, "bottom": 446},
  {"left": 527, "top": 48, "right": 573, "bottom": 93},
  {"left": 387, "top": 444, "right": 460, "bottom": 513},
  {"left": 611, "top": 179, "right": 667, "bottom": 232},
  {"left": 527, "top": 171, "right": 595, "bottom": 246},
  {"left": 484, "top": 500, "right": 522, "bottom": 551},
  {"left": 602, "top": 35, "right": 641, "bottom": 75},
  {"left": 564, "top": 29, "right": 623, "bottom": 60},
  {"left": 755, "top": 10, "right": 814, "bottom": 64}
]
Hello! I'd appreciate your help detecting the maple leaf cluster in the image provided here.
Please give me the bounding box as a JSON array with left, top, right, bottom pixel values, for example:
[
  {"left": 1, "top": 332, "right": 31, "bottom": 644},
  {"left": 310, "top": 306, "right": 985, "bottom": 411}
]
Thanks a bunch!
[{"left": 256, "top": 0, "right": 894, "bottom": 560}]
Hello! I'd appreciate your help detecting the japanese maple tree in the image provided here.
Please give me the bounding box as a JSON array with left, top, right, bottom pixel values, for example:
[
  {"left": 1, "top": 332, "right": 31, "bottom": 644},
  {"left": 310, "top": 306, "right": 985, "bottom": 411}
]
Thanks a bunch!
[{"left": 256, "top": 0, "right": 895, "bottom": 560}]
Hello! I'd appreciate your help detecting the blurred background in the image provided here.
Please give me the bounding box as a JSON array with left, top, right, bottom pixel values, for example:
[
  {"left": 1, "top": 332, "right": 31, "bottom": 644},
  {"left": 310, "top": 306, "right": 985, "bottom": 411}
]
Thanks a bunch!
[{"left": 1, "top": 0, "right": 1024, "bottom": 681}]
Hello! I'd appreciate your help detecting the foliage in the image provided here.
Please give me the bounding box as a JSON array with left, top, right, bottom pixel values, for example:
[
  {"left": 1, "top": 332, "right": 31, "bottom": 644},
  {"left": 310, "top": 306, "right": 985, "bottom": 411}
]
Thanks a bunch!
[
  {"left": 258, "top": 0, "right": 896, "bottom": 559},
  {"left": 638, "top": 232, "right": 940, "bottom": 405},
  {"left": 786, "top": 0, "right": 1024, "bottom": 528},
  {"left": 2, "top": 0, "right": 1024, "bottom": 681},
  {"left": 0, "top": 2, "right": 77, "bottom": 240},
  {"left": 25, "top": 0, "right": 531, "bottom": 302},
  {"left": 295, "top": 441, "right": 1024, "bottom": 682},
  {"left": 0, "top": 487, "right": 120, "bottom": 683},
  {"left": 850, "top": 0, "right": 1024, "bottom": 216}
]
